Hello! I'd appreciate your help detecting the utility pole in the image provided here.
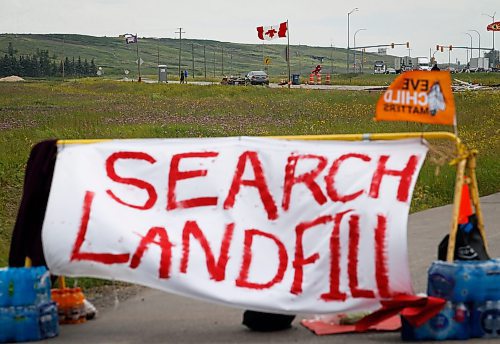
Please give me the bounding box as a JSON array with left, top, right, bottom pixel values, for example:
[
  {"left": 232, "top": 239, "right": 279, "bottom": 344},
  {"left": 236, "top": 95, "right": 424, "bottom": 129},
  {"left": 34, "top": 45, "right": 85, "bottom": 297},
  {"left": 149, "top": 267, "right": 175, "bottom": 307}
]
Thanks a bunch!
[
  {"left": 204, "top": 45, "right": 207, "bottom": 80},
  {"left": 191, "top": 43, "right": 195, "bottom": 80},
  {"left": 135, "top": 33, "right": 141, "bottom": 82},
  {"left": 62, "top": 34, "right": 65, "bottom": 81},
  {"left": 298, "top": 43, "right": 302, "bottom": 75},
  {"left": 175, "top": 27, "right": 185, "bottom": 79},
  {"left": 221, "top": 46, "right": 224, "bottom": 75},
  {"left": 330, "top": 43, "right": 334, "bottom": 74},
  {"left": 213, "top": 47, "right": 216, "bottom": 78}
]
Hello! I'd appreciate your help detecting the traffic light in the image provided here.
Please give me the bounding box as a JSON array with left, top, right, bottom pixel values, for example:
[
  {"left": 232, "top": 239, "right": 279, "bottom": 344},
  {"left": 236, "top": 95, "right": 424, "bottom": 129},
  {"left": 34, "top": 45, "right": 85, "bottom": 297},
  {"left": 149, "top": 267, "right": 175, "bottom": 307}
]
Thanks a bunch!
[
  {"left": 406, "top": 42, "right": 410, "bottom": 48},
  {"left": 440, "top": 46, "right": 444, "bottom": 52},
  {"left": 436, "top": 45, "right": 440, "bottom": 51},
  {"left": 391, "top": 43, "right": 394, "bottom": 48},
  {"left": 449, "top": 45, "right": 452, "bottom": 51}
]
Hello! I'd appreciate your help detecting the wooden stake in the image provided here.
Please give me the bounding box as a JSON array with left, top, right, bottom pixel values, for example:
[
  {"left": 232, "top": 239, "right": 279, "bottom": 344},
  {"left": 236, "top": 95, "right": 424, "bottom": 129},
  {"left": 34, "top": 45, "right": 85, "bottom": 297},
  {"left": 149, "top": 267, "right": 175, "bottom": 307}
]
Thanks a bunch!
[
  {"left": 447, "top": 156, "right": 467, "bottom": 262},
  {"left": 467, "top": 151, "right": 489, "bottom": 253}
]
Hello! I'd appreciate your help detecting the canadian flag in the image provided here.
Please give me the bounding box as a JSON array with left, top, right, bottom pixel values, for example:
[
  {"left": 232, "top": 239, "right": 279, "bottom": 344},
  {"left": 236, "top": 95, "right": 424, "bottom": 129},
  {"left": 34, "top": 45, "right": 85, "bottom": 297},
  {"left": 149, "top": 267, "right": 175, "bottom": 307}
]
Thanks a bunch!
[{"left": 257, "top": 22, "right": 287, "bottom": 40}]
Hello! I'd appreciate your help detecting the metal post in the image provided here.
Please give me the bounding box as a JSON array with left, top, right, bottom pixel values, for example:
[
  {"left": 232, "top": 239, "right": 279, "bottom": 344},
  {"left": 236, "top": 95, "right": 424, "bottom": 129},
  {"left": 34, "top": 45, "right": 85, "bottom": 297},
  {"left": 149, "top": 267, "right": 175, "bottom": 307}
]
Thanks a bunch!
[
  {"left": 347, "top": 8, "right": 359, "bottom": 73},
  {"left": 192, "top": 43, "right": 195, "bottom": 79},
  {"left": 221, "top": 46, "right": 224, "bottom": 76},
  {"left": 448, "top": 48, "right": 451, "bottom": 69}
]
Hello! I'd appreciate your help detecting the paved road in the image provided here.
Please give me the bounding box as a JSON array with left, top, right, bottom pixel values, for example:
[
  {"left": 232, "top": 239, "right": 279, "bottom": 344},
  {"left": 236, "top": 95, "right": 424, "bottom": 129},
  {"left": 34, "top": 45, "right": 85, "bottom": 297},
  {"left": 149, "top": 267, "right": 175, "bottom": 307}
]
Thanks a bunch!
[
  {"left": 136, "top": 78, "right": 386, "bottom": 91},
  {"left": 48, "top": 193, "right": 500, "bottom": 343}
]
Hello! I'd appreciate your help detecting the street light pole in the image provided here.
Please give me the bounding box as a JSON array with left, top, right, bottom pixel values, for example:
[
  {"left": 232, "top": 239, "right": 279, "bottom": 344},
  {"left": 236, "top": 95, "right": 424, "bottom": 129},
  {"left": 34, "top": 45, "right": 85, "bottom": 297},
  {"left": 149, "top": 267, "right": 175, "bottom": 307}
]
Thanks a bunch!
[
  {"left": 465, "top": 32, "right": 473, "bottom": 65},
  {"left": 482, "top": 12, "right": 496, "bottom": 67},
  {"left": 353, "top": 28, "right": 366, "bottom": 73},
  {"left": 347, "top": 7, "right": 359, "bottom": 73},
  {"left": 468, "top": 29, "right": 481, "bottom": 58}
]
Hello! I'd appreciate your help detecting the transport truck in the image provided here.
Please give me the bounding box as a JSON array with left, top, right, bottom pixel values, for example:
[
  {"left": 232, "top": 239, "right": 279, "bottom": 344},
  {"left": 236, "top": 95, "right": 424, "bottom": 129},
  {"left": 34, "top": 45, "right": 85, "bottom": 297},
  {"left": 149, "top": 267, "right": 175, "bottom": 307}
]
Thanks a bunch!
[
  {"left": 373, "top": 60, "right": 386, "bottom": 74},
  {"left": 394, "top": 56, "right": 412, "bottom": 73},
  {"left": 468, "top": 57, "right": 489, "bottom": 72},
  {"left": 411, "top": 57, "right": 431, "bottom": 71}
]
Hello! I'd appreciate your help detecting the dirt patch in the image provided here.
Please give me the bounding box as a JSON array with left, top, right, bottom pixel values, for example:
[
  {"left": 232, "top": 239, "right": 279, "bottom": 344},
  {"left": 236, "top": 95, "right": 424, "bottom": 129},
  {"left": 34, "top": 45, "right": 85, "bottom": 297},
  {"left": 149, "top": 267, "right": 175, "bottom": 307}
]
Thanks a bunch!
[{"left": 0, "top": 75, "right": 25, "bottom": 82}]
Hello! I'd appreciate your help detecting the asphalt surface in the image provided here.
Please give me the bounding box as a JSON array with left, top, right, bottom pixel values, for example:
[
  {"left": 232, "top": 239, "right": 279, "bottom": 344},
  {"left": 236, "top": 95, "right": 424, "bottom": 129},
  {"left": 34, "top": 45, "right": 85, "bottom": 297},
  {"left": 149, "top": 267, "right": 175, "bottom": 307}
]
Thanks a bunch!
[
  {"left": 47, "top": 193, "right": 500, "bottom": 344},
  {"left": 136, "top": 77, "right": 386, "bottom": 91}
]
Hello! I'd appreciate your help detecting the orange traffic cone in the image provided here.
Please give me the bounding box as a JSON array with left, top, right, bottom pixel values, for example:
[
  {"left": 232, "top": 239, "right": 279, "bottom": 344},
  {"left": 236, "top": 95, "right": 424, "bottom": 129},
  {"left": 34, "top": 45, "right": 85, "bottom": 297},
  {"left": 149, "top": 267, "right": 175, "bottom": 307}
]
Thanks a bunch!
[{"left": 458, "top": 183, "right": 473, "bottom": 224}]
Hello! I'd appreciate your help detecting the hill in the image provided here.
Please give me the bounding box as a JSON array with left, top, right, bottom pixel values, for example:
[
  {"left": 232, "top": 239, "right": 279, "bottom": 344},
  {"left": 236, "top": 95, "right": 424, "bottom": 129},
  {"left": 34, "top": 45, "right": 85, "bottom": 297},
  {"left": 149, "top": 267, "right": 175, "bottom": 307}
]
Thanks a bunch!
[{"left": 0, "top": 33, "right": 397, "bottom": 79}]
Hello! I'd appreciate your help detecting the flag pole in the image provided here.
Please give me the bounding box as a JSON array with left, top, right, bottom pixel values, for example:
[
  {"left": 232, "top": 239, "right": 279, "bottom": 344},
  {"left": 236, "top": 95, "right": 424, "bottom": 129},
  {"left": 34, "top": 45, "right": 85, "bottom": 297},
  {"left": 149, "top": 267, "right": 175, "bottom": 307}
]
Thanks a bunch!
[
  {"left": 287, "top": 20, "right": 291, "bottom": 88},
  {"left": 136, "top": 33, "right": 142, "bottom": 82}
]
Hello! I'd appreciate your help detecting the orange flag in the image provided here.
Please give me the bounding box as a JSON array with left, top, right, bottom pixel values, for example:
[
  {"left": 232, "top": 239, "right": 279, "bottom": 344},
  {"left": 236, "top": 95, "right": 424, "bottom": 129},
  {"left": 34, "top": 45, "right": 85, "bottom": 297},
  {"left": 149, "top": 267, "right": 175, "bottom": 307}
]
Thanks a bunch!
[{"left": 375, "top": 71, "right": 456, "bottom": 125}]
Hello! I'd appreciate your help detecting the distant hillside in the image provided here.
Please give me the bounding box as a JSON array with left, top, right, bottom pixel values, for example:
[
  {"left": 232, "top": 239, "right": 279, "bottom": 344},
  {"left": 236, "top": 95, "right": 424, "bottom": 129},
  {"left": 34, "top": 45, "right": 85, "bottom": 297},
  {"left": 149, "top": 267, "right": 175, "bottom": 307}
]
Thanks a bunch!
[{"left": 0, "top": 34, "right": 397, "bottom": 79}]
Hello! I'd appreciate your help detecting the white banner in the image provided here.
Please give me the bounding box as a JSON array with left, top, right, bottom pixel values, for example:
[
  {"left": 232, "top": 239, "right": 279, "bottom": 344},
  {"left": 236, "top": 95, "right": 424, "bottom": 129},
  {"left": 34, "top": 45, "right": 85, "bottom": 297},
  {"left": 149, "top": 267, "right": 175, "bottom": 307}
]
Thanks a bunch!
[{"left": 42, "top": 137, "right": 428, "bottom": 314}]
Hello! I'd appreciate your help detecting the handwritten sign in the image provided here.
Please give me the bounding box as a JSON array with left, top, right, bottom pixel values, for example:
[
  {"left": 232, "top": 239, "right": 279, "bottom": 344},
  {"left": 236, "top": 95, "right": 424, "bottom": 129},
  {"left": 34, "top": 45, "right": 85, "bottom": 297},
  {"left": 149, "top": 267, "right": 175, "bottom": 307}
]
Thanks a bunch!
[
  {"left": 375, "top": 71, "right": 455, "bottom": 126},
  {"left": 42, "top": 137, "right": 427, "bottom": 314}
]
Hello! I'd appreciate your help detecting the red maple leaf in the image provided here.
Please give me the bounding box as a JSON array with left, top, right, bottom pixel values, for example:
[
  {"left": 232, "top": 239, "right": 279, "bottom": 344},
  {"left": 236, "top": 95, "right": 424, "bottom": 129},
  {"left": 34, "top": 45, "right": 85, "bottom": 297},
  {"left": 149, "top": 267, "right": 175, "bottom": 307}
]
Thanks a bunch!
[{"left": 265, "top": 29, "right": 277, "bottom": 38}]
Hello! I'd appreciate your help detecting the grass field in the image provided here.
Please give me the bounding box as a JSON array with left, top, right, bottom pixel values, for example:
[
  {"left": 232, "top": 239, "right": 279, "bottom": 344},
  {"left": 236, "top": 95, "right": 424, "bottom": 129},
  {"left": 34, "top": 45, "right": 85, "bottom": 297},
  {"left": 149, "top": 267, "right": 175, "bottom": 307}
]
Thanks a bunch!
[
  {"left": 0, "top": 79, "right": 499, "bottom": 267},
  {"left": 0, "top": 33, "right": 395, "bottom": 79}
]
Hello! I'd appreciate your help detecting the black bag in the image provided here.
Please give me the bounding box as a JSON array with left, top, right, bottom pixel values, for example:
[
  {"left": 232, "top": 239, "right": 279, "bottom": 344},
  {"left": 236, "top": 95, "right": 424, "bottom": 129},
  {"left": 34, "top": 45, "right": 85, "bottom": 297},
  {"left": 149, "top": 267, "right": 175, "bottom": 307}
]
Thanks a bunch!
[
  {"left": 242, "top": 310, "right": 295, "bottom": 332},
  {"left": 438, "top": 214, "right": 490, "bottom": 261}
]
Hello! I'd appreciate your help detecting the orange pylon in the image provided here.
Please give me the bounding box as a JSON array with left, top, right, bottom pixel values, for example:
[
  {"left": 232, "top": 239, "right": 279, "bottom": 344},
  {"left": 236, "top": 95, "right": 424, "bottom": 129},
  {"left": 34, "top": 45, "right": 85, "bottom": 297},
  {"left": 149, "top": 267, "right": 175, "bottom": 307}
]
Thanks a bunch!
[
  {"left": 325, "top": 74, "right": 331, "bottom": 85},
  {"left": 317, "top": 73, "right": 322, "bottom": 85},
  {"left": 458, "top": 182, "right": 473, "bottom": 224},
  {"left": 309, "top": 74, "right": 314, "bottom": 84}
]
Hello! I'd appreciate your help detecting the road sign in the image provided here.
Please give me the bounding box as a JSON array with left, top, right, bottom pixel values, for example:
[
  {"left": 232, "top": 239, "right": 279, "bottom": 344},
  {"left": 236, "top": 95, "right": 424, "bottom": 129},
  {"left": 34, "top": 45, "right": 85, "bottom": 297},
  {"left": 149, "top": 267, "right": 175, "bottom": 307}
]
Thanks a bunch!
[
  {"left": 264, "top": 57, "right": 271, "bottom": 65},
  {"left": 136, "top": 58, "right": 144, "bottom": 65}
]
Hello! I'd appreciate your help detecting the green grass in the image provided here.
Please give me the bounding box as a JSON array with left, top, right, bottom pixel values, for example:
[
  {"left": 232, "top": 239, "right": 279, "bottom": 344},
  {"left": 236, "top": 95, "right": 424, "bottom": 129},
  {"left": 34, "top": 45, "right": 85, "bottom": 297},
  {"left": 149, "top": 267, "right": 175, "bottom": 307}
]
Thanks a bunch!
[
  {"left": 0, "top": 80, "right": 499, "bottom": 269},
  {"left": 0, "top": 33, "right": 398, "bottom": 78}
]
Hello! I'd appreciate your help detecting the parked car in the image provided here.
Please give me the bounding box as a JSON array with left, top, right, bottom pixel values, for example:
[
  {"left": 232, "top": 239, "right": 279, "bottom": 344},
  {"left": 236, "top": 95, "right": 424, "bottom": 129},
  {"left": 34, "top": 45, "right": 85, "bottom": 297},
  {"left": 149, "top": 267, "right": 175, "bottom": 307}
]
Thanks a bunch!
[
  {"left": 245, "top": 71, "right": 269, "bottom": 85},
  {"left": 385, "top": 67, "right": 396, "bottom": 74},
  {"left": 221, "top": 75, "right": 246, "bottom": 85}
]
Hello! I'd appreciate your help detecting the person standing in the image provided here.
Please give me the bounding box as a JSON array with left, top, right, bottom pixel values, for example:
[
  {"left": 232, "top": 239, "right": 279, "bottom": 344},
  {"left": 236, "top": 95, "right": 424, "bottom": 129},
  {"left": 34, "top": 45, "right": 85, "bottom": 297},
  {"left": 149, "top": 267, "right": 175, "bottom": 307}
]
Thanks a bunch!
[
  {"left": 180, "top": 70, "right": 185, "bottom": 84},
  {"left": 184, "top": 70, "right": 188, "bottom": 82}
]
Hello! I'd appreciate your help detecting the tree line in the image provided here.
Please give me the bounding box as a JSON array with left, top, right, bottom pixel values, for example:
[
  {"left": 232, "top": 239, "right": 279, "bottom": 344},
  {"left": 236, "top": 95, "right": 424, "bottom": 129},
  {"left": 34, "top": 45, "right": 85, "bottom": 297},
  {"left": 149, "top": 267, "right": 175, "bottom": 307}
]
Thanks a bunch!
[{"left": 0, "top": 42, "right": 98, "bottom": 78}]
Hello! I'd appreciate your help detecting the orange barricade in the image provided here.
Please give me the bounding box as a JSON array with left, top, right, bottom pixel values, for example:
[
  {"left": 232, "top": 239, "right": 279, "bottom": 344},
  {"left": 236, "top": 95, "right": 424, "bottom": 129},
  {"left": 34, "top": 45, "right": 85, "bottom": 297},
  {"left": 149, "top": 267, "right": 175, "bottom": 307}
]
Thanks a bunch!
[
  {"left": 316, "top": 73, "right": 322, "bottom": 85},
  {"left": 325, "top": 74, "right": 331, "bottom": 85},
  {"left": 309, "top": 74, "right": 314, "bottom": 84}
]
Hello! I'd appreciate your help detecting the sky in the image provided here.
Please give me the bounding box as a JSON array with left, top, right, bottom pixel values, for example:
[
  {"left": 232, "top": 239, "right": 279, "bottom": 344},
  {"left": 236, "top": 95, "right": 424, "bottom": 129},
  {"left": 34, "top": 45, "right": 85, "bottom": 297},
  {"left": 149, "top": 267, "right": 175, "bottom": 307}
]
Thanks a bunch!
[{"left": 1, "top": 0, "right": 498, "bottom": 65}]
